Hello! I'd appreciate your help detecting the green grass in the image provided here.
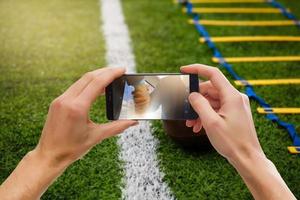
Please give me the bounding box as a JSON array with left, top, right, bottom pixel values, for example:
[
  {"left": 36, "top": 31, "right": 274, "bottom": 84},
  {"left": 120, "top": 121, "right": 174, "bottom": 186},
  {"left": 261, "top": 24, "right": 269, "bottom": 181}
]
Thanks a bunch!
[
  {"left": 123, "top": 0, "right": 300, "bottom": 199},
  {"left": 1, "top": 0, "right": 300, "bottom": 199},
  {"left": 0, "top": 0, "right": 123, "bottom": 199}
]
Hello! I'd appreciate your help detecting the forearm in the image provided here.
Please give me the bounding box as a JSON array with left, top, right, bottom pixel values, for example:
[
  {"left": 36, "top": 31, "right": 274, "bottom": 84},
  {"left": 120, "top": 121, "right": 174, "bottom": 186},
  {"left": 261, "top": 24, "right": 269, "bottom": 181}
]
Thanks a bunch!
[
  {"left": 229, "top": 151, "right": 296, "bottom": 200},
  {"left": 0, "top": 149, "right": 67, "bottom": 200}
]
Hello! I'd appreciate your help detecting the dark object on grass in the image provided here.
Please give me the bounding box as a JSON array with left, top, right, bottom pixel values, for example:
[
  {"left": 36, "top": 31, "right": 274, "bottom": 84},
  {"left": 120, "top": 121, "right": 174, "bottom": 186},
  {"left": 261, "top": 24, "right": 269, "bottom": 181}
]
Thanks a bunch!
[{"left": 163, "top": 120, "right": 212, "bottom": 150}]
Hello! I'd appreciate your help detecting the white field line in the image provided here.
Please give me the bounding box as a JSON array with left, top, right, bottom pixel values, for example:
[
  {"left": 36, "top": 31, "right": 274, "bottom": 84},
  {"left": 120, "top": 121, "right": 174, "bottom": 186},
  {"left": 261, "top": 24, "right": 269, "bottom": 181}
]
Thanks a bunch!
[{"left": 100, "top": 0, "right": 174, "bottom": 199}]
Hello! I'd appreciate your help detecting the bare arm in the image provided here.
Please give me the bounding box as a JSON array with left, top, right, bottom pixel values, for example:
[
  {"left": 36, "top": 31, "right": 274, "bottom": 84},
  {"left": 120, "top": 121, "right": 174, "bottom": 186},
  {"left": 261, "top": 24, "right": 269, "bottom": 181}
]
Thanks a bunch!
[
  {"left": 230, "top": 152, "right": 294, "bottom": 200},
  {"left": 0, "top": 150, "right": 67, "bottom": 200},
  {"left": 0, "top": 67, "right": 137, "bottom": 200},
  {"left": 181, "top": 64, "right": 296, "bottom": 200}
]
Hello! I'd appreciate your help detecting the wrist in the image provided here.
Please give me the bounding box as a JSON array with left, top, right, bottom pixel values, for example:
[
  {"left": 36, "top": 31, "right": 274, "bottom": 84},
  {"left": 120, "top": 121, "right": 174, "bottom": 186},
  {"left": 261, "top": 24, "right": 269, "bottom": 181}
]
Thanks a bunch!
[
  {"left": 227, "top": 148, "right": 295, "bottom": 199},
  {"left": 28, "top": 148, "right": 69, "bottom": 174},
  {"left": 0, "top": 149, "right": 69, "bottom": 199},
  {"left": 228, "top": 147, "right": 267, "bottom": 171}
]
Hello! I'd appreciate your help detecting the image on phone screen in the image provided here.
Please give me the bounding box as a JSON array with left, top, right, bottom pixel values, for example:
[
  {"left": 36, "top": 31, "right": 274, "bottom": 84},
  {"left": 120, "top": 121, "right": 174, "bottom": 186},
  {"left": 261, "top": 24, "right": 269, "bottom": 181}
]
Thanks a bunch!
[{"left": 106, "top": 74, "right": 198, "bottom": 120}]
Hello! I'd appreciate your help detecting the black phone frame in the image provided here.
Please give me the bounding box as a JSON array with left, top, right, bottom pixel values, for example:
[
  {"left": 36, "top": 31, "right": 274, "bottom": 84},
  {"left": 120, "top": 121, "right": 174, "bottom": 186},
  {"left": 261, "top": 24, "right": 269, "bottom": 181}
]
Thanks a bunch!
[{"left": 105, "top": 73, "right": 199, "bottom": 120}]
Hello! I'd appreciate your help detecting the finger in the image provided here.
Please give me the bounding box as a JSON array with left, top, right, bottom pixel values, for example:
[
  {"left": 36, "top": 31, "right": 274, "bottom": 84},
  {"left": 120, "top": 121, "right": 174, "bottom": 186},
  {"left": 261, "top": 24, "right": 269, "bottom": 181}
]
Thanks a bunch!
[
  {"left": 206, "top": 97, "right": 221, "bottom": 110},
  {"left": 186, "top": 119, "right": 196, "bottom": 127},
  {"left": 181, "top": 64, "right": 236, "bottom": 97},
  {"left": 199, "top": 81, "right": 221, "bottom": 108},
  {"left": 90, "top": 120, "right": 138, "bottom": 145},
  {"left": 188, "top": 92, "right": 222, "bottom": 129},
  {"left": 193, "top": 119, "right": 203, "bottom": 133},
  {"left": 62, "top": 68, "right": 109, "bottom": 99},
  {"left": 200, "top": 81, "right": 220, "bottom": 100},
  {"left": 77, "top": 67, "right": 126, "bottom": 107}
]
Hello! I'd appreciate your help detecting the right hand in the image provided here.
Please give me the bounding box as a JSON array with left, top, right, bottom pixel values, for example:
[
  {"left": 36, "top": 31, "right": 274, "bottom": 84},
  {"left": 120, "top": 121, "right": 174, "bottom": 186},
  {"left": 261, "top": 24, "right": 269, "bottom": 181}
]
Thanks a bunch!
[{"left": 181, "top": 64, "right": 265, "bottom": 163}]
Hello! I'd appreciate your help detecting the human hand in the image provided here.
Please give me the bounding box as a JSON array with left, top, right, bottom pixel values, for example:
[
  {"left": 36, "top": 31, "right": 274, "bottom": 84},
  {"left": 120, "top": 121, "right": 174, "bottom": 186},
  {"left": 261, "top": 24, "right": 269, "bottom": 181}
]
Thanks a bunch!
[
  {"left": 181, "top": 64, "right": 264, "bottom": 162},
  {"left": 35, "top": 67, "right": 138, "bottom": 168},
  {"left": 0, "top": 67, "right": 138, "bottom": 200},
  {"left": 181, "top": 64, "right": 296, "bottom": 200},
  {"left": 182, "top": 80, "right": 222, "bottom": 134},
  {"left": 133, "top": 84, "right": 150, "bottom": 114}
]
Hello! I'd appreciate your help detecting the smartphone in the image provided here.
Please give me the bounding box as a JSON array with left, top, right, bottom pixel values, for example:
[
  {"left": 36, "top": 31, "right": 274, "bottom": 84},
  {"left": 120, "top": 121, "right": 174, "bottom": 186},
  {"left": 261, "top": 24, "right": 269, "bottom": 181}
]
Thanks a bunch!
[{"left": 105, "top": 73, "right": 199, "bottom": 120}]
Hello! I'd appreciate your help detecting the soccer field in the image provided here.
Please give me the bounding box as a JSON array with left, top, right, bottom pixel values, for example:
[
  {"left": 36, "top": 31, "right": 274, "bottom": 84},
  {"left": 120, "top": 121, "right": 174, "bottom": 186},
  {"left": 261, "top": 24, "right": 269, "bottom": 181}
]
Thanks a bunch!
[{"left": 0, "top": 0, "right": 299, "bottom": 199}]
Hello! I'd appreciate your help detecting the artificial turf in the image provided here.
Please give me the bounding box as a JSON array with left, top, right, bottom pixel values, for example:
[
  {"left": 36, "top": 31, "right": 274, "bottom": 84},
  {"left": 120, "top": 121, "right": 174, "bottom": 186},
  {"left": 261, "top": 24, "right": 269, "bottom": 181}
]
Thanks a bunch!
[
  {"left": 122, "top": 0, "right": 300, "bottom": 199},
  {"left": 0, "top": 0, "right": 300, "bottom": 199},
  {"left": 0, "top": 0, "right": 123, "bottom": 199}
]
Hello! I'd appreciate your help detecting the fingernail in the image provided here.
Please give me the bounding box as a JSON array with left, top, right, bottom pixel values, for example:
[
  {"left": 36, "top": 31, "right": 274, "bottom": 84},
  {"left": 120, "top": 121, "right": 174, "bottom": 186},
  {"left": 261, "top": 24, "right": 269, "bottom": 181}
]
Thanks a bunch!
[{"left": 189, "top": 92, "right": 199, "bottom": 101}]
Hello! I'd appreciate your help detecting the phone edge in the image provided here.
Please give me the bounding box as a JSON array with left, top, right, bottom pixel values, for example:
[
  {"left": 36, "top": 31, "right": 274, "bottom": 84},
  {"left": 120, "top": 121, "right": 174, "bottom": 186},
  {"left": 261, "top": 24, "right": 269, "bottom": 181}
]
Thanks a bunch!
[
  {"left": 105, "top": 73, "right": 199, "bottom": 120},
  {"left": 105, "top": 83, "right": 114, "bottom": 120},
  {"left": 189, "top": 74, "right": 199, "bottom": 120}
]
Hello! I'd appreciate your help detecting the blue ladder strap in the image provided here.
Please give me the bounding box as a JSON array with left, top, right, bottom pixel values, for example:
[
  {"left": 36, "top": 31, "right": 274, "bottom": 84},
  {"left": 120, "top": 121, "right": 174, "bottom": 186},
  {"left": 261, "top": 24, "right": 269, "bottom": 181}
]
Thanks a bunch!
[
  {"left": 246, "top": 87, "right": 300, "bottom": 146},
  {"left": 268, "top": 0, "right": 300, "bottom": 28},
  {"left": 185, "top": 3, "right": 300, "bottom": 148},
  {"left": 275, "top": 120, "right": 300, "bottom": 146},
  {"left": 186, "top": 2, "right": 193, "bottom": 14},
  {"left": 264, "top": 0, "right": 300, "bottom": 146},
  {"left": 193, "top": 16, "right": 243, "bottom": 80},
  {"left": 245, "top": 86, "right": 271, "bottom": 108}
]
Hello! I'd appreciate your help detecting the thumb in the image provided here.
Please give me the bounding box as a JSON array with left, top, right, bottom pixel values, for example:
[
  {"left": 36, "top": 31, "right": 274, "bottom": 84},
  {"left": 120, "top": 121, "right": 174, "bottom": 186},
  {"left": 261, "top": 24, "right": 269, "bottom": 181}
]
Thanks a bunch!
[
  {"left": 189, "top": 92, "right": 221, "bottom": 128},
  {"left": 90, "top": 120, "right": 138, "bottom": 145}
]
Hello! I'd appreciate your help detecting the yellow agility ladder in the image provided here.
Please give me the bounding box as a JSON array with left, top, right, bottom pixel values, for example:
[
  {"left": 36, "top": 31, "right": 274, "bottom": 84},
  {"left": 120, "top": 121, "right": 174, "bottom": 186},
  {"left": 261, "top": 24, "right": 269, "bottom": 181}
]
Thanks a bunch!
[
  {"left": 287, "top": 146, "right": 300, "bottom": 154},
  {"left": 213, "top": 56, "right": 300, "bottom": 63},
  {"left": 183, "top": 7, "right": 288, "bottom": 14},
  {"left": 188, "top": 0, "right": 267, "bottom": 3},
  {"left": 234, "top": 79, "right": 300, "bottom": 86},
  {"left": 200, "top": 36, "right": 300, "bottom": 43},
  {"left": 188, "top": 19, "right": 297, "bottom": 26},
  {"left": 257, "top": 107, "right": 300, "bottom": 114},
  {"left": 177, "top": 0, "right": 300, "bottom": 154}
]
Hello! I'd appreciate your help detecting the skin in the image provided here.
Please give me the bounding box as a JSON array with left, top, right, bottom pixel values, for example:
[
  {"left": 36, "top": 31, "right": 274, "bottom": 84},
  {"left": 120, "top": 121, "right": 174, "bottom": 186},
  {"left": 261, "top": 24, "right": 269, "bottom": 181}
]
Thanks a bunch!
[
  {"left": 181, "top": 64, "right": 296, "bottom": 200},
  {"left": 0, "top": 67, "right": 138, "bottom": 200},
  {"left": 0, "top": 65, "right": 296, "bottom": 200}
]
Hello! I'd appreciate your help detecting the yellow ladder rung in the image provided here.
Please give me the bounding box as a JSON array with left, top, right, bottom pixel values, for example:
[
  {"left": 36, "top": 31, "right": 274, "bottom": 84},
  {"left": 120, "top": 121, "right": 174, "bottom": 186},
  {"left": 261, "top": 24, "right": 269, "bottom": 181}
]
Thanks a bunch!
[
  {"left": 213, "top": 56, "right": 300, "bottom": 63},
  {"left": 183, "top": 7, "right": 287, "bottom": 14},
  {"left": 235, "top": 79, "right": 300, "bottom": 86},
  {"left": 189, "top": 0, "right": 266, "bottom": 3},
  {"left": 200, "top": 36, "right": 300, "bottom": 43},
  {"left": 188, "top": 19, "right": 296, "bottom": 26},
  {"left": 287, "top": 146, "right": 300, "bottom": 154},
  {"left": 257, "top": 107, "right": 300, "bottom": 114}
]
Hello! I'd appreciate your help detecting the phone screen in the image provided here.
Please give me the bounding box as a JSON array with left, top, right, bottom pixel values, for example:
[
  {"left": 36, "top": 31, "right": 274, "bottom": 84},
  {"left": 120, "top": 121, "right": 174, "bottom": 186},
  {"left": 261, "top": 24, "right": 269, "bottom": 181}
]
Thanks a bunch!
[{"left": 106, "top": 74, "right": 198, "bottom": 120}]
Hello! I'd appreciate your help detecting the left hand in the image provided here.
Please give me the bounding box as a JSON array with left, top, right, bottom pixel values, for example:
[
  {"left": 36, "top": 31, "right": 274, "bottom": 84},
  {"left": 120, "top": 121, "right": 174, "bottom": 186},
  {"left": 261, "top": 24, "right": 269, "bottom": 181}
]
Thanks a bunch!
[{"left": 35, "top": 67, "right": 138, "bottom": 168}]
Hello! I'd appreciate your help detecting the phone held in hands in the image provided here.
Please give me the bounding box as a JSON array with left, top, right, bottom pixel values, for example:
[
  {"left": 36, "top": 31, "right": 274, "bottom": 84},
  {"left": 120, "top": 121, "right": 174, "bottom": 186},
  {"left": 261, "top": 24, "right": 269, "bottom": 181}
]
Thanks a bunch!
[{"left": 105, "top": 73, "right": 199, "bottom": 120}]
